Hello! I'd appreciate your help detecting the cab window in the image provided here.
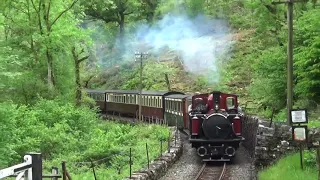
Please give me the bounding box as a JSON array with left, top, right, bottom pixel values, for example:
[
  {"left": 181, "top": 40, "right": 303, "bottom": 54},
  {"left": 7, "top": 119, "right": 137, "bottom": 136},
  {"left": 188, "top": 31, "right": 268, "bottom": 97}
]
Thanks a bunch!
[{"left": 226, "top": 97, "right": 235, "bottom": 109}]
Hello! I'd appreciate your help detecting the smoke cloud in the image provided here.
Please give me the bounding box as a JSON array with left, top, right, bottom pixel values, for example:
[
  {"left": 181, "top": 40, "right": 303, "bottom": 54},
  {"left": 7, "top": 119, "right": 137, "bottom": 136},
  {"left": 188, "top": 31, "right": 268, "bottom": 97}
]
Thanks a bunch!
[
  {"left": 129, "top": 13, "right": 233, "bottom": 83},
  {"left": 96, "top": 12, "right": 234, "bottom": 83}
]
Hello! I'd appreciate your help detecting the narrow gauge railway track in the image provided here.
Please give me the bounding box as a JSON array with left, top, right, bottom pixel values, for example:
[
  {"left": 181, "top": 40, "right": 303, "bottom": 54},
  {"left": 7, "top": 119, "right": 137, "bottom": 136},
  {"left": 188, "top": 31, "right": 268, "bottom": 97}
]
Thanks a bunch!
[{"left": 194, "top": 162, "right": 227, "bottom": 180}]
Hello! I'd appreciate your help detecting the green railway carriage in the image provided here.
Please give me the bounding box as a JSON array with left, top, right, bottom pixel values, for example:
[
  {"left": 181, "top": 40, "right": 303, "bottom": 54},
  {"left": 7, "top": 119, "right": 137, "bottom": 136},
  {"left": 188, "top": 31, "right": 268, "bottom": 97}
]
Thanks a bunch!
[{"left": 164, "top": 94, "right": 191, "bottom": 129}]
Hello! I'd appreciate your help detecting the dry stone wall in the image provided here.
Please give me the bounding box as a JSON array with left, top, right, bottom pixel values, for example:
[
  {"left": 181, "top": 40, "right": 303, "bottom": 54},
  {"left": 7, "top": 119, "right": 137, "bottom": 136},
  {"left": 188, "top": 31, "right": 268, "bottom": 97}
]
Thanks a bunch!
[
  {"left": 124, "top": 127, "right": 183, "bottom": 180},
  {"left": 243, "top": 115, "right": 320, "bottom": 167}
]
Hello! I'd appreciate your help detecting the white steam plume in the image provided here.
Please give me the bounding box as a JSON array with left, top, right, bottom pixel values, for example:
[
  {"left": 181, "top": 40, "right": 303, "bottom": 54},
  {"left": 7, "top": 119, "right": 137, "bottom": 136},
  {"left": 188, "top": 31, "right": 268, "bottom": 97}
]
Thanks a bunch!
[{"left": 130, "top": 13, "right": 233, "bottom": 83}]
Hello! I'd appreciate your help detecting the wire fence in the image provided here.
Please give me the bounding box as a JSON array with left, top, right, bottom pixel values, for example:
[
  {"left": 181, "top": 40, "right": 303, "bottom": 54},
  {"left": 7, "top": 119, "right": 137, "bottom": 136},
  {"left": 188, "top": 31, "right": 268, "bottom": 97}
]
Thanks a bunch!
[{"left": 56, "top": 127, "right": 176, "bottom": 180}]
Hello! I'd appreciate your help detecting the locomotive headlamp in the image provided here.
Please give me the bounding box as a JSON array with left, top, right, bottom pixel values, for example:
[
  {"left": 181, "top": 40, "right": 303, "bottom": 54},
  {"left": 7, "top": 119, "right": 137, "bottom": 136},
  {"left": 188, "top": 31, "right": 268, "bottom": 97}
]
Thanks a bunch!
[{"left": 215, "top": 104, "right": 219, "bottom": 110}]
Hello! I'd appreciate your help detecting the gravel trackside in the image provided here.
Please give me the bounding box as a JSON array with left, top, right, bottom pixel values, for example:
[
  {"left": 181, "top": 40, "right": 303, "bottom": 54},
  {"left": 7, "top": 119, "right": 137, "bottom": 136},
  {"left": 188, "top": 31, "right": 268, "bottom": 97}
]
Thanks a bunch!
[
  {"left": 159, "top": 133, "right": 257, "bottom": 180},
  {"left": 159, "top": 133, "right": 203, "bottom": 180}
]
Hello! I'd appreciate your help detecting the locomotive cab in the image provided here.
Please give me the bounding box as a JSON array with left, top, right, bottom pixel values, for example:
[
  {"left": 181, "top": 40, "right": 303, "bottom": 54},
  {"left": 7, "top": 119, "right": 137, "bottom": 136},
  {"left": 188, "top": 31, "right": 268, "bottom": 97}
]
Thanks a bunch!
[{"left": 189, "top": 91, "right": 245, "bottom": 161}]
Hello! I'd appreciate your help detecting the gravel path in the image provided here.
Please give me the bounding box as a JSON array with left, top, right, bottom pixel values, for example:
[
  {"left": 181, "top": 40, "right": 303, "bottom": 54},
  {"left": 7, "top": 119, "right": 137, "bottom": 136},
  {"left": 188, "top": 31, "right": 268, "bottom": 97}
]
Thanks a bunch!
[
  {"left": 160, "top": 132, "right": 257, "bottom": 180},
  {"left": 226, "top": 146, "right": 257, "bottom": 180},
  {"left": 159, "top": 133, "right": 203, "bottom": 180}
]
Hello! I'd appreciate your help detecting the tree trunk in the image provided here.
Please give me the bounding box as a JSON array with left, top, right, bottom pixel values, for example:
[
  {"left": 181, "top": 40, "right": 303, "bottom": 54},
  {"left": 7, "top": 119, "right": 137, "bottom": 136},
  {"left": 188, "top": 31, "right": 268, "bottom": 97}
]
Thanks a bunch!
[
  {"left": 75, "top": 60, "right": 81, "bottom": 106},
  {"left": 146, "top": 11, "right": 154, "bottom": 24},
  {"left": 72, "top": 47, "right": 89, "bottom": 106},
  {"left": 46, "top": 48, "right": 55, "bottom": 88},
  {"left": 119, "top": 12, "right": 125, "bottom": 50}
]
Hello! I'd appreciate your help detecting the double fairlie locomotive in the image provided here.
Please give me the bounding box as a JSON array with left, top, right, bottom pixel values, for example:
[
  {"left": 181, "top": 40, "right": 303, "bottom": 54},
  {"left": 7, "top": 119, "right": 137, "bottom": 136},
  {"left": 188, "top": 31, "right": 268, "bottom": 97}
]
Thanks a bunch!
[
  {"left": 189, "top": 91, "right": 244, "bottom": 161},
  {"left": 86, "top": 89, "right": 244, "bottom": 162}
]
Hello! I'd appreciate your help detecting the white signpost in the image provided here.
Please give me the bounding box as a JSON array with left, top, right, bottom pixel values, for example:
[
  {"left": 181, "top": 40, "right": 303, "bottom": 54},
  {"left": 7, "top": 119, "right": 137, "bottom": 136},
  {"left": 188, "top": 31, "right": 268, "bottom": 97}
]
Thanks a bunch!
[
  {"left": 291, "top": 109, "right": 308, "bottom": 124},
  {"left": 290, "top": 109, "right": 308, "bottom": 170},
  {"left": 292, "top": 126, "right": 307, "bottom": 142}
]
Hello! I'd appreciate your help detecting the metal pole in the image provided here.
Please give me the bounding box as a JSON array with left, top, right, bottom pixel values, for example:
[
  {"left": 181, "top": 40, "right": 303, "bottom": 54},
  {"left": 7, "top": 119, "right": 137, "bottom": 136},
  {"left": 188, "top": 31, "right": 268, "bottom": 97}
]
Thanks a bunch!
[
  {"left": 287, "top": 0, "right": 294, "bottom": 125},
  {"left": 299, "top": 143, "right": 303, "bottom": 170},
  {"left": 139, "top": 54, "right": 142, "bottom": 122}
]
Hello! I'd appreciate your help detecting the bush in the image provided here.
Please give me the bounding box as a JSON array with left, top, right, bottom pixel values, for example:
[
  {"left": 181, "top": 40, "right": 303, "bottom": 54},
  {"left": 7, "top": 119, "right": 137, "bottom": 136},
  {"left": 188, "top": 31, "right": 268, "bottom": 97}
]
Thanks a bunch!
[{"left": 0, "top": 99, "right": 170, "bottom": 179}]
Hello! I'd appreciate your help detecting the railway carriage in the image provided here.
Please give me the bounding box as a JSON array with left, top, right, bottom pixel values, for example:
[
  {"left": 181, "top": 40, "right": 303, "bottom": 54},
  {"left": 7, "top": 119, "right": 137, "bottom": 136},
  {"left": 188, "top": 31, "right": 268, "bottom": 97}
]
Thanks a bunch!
[
  {"left": 86, "top": 89, "right": 107, "bottom": 113},
  {"left": 164, "top": 94, "right": 190, "bottom": 129},
  {"left": 140, "top": 91, "right": 184, "bottom": 120},
  {"left": 86, "top": 89, "right": 184, "bottom": 121},
  {"left": 105, "top": 90, "right": 139, "bottom": 117}
]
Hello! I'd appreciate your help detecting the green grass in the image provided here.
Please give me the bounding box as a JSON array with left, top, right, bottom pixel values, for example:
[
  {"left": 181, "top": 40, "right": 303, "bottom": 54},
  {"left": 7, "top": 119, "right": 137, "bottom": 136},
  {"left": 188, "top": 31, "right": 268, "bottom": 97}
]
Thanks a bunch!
[
  {"left": 258, "top": 153, "right": 318, "bottom": 180},
  {"left": 44, "top": 121, "right": 170, "bottom": 180}
]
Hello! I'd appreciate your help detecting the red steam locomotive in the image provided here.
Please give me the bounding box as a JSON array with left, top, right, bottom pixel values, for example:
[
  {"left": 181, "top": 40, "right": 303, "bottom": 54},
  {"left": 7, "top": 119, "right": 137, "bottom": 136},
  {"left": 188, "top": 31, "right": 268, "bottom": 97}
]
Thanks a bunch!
[
  {"left": 189, "top": 91, "right": 244, "bottom": 161},
  {"left": 86, "top": 89, "right": 244, "bottom": 161}
]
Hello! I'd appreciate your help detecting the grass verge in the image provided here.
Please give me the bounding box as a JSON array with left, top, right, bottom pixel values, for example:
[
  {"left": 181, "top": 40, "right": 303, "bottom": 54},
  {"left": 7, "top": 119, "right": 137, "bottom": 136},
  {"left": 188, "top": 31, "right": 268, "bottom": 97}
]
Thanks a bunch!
[{"left": 258, "top": 152, "right": 318, "bottom": 180}]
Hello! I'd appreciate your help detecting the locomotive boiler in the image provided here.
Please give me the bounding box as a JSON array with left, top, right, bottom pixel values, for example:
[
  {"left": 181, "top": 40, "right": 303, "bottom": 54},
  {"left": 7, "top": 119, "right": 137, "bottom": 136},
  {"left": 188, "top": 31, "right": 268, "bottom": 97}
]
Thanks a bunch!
[{"left": 188, "top": 91, "right": 245, "bottom": 161}]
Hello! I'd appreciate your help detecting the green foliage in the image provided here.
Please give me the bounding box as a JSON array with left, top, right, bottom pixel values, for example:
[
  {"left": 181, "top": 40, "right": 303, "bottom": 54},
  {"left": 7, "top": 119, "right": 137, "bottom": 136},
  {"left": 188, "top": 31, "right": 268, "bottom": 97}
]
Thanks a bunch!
[
  {"left": 259, "top": 152, "right": 318, "bottom": 180},
  {"left": 0, "top": 99, "right": 169, "bottom": 179},
  {"left": 0, "top": 0, "right": 92, "bottom": 104},
  {"left": 294, "top": 9, "right": 320, "bottom": 102},
  {"left": 304, "top": 150, "right": 317, "bottom": 167},
  {"left": 118, "top": 61, "right": 176, "bottom": 90},
  {"left": 250, "top": 46, "right": 287, "bottom": 110}
]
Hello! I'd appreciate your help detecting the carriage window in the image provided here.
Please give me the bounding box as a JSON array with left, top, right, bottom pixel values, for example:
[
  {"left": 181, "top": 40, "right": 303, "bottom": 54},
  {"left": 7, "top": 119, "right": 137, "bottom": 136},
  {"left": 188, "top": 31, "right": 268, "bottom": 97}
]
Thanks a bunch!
[
  {"left": 143, "top": 96, "right": 145, "bottom": 106},
  {"left": 226, "top": 97, "right": 235, "bottom": 109},
  {"left": 173, "top": 100, "right": 175, "bottom": 111},
  {"left": 152, "top": 97, "right": 154, "bottom": 107},
  {"left": 175, "top": 101, "right": 178, "bottom": 111},
  {"left": 166, "top": 100, "right": 169, "bottom": 109}
]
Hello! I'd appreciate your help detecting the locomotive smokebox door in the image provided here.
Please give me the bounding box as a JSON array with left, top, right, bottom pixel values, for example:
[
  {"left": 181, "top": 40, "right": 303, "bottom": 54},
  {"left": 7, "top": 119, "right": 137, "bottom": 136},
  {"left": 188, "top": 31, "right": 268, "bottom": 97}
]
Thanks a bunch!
[{"left": 203, "top": 114, "right": 233, "bottom": 139}]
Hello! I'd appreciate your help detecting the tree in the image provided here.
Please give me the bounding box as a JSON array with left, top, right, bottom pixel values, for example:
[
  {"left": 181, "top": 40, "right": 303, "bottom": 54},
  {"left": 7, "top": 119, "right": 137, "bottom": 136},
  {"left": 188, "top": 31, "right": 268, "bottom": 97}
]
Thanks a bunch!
[
  {"left": 83, "top": 0, "right": 138, "bottom": 49},
  {"left": 0, "top": 0, "right": 91, "bottom": 104},
  {"left": 139, "top": 0, "right": 161, "bottom": 24},
  {"left": 72, "top": 46, "right": 89, "bottom": 106},
  {"left": 294, "top": 9, "right": 320, "bottom": 103},
  {"left": 29, "top": 0, "right": 79, "bottom": 89}
]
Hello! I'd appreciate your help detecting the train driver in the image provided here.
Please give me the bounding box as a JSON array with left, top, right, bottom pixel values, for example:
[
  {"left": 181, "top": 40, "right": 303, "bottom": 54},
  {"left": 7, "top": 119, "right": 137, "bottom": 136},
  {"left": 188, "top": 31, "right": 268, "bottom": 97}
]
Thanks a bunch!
[{"left": 188, "top": 92, "right": 201, "bottom": 113}]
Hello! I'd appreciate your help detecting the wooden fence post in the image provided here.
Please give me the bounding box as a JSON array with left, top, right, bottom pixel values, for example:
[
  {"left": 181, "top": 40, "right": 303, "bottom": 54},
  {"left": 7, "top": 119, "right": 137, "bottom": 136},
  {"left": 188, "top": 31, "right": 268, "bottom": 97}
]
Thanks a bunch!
[
  {"left": 51, "top": 167, "right": 59, "bottom": 180},
  {"left": 62, "top": 161, "right": 67, "bottom": 180},
  {"left": 27, "top": 152, "right": 42, "bottom": 180},
  {"left": 146, "top": 143, "right": 150, "bottom": 169},
  {"left": 167, "top": 131, "right": 171, "bottom": 153},
  {"left": 90, "top": 160, "right": 97, "bottom": 180},
  {"left": 129, "top": 148, "right": 132, "bottom": 178},
  {"left": 160, "top": 140, "right": 163, "bottom": 158}
]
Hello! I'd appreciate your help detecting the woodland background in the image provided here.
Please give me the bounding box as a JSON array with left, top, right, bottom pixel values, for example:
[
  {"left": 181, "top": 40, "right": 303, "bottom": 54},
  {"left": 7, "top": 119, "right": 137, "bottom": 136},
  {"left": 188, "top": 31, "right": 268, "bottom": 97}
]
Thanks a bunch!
[{"left": 0, "top": 0, "right": 319, "bottom": 178}]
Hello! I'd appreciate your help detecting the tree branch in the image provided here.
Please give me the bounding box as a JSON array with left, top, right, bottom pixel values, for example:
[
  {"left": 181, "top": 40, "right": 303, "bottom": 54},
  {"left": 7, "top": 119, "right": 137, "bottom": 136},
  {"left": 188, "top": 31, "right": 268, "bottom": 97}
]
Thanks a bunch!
[
  {"left": 47, "top": 0, "right": 51, "bottom": 23},
  {"left": 51, "top": 0, "right": 79, "bottom": 27},
  {"left": 124, "top": 11, "right": 133, "bottom": 15},
  {"left": 30, "top": 0, "right": 39, "bottom": 13},
  {"left": 78, "top": 56, "right": 89, "bottom": 63}
]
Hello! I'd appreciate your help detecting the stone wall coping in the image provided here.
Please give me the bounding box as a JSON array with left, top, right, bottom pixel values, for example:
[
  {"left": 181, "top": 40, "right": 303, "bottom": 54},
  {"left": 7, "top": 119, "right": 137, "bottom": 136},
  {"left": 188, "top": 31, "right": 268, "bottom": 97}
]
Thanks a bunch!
[{"left": 124, "top": 127, "right": 183, "bottom": 180}]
